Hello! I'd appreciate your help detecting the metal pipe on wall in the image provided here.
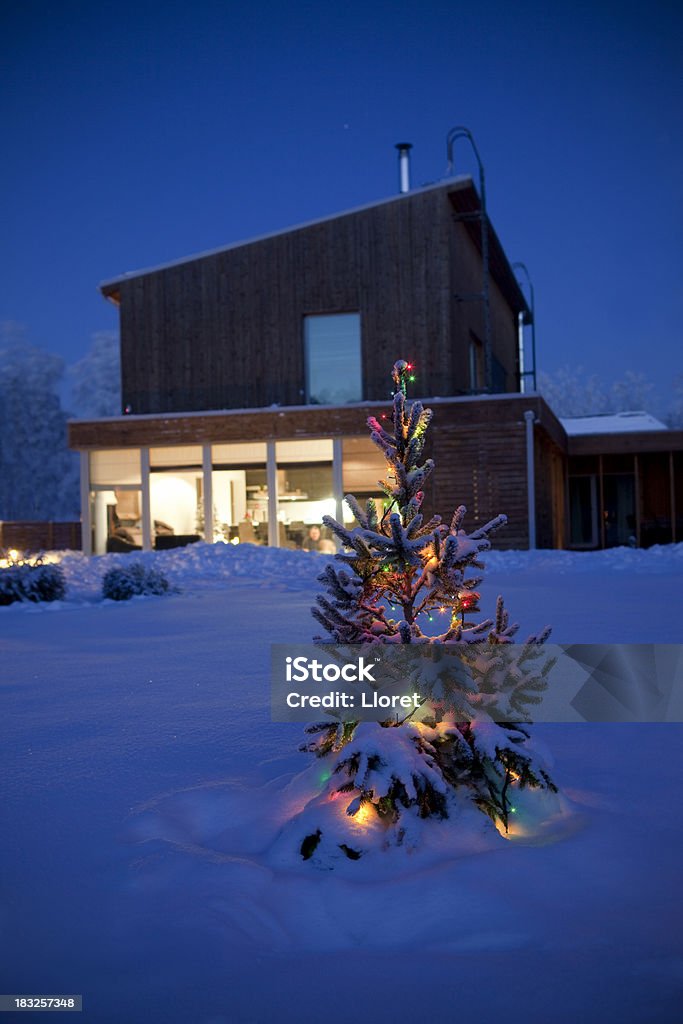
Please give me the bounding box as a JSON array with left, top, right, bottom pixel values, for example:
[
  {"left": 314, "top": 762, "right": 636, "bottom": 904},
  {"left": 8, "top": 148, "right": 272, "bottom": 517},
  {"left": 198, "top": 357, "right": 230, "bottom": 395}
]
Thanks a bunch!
[
  {"left": 395, "top": 143, "right": 412, "bottom": 193},
  {"left": 524, "top": 410, "right": 537, "bottom": 549}
]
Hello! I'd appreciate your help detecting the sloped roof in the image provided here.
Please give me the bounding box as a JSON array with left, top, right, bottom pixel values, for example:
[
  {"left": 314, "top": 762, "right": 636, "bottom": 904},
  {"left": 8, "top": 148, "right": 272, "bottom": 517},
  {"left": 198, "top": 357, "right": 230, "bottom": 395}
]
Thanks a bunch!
[{"left": 99, "top": 177, "right": 531, "bottom": 317}]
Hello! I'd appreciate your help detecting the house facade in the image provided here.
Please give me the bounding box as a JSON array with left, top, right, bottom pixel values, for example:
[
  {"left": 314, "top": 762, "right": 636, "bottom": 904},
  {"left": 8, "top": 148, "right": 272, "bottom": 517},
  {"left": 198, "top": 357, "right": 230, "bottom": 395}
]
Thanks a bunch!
[
  {"left": 102, "top": 177, "right": 527, "bottom": 416},
  {"left": 68, "top": 177, "right": 682, "bottom": 555},
  {"left": 565, "top": 413, "right": 683, "bottom": 549}
]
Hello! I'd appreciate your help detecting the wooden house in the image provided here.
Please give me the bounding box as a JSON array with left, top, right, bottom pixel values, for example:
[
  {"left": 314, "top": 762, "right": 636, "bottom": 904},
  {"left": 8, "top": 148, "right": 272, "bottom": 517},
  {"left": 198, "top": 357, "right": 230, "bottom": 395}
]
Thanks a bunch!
[{"left": 68, "top": 176, "right": 682, "bottom": 555}]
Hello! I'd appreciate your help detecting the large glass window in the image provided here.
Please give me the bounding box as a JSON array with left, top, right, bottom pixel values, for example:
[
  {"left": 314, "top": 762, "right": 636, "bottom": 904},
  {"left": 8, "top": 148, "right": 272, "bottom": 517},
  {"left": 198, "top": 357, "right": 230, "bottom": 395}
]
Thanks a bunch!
[
  {"left": 341, "top": 436, "right": 387, "bottom": 527},
  {"left": 89, "top": 449, "right": 142, "bottom": 554},
  {"left": 90, "top": 449, "right": 140, "bottom": 486},
  {"left": 212, "top": 442, "right": 268, "bottom": 545},
  {"left": 149, "top": 446, "right": 203, "bottom": 549},
  {"left": 275, "top": 440, "right": 335, "bottom": 552},
  {"left": 603, "top": 473, "right": 636, "bottom": 548},
  {"left": 568, "top": 475, "right": 598, "bottom": 548},
  {"left": 304, "top": 313, "right": 362, "bottom": 405},
  {"left": 90, "top": 488, "right": 143, "bottom": 555}
]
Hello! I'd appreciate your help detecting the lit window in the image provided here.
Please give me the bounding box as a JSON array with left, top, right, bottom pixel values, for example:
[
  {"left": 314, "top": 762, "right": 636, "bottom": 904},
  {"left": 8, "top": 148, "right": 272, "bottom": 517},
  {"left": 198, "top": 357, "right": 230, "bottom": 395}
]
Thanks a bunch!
[{"left": 304, "top": 313, "right": 362, "bottom": 405}]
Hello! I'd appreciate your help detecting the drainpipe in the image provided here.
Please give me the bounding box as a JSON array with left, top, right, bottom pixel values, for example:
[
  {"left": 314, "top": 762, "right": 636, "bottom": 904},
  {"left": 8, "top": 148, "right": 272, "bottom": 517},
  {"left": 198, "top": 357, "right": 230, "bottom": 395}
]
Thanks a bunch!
[
  {"left": 517, "top": 312, "right": 526, "bottom": 393},
  {"left": 524, "top": 410, "right": 536, "bottom": 550}
]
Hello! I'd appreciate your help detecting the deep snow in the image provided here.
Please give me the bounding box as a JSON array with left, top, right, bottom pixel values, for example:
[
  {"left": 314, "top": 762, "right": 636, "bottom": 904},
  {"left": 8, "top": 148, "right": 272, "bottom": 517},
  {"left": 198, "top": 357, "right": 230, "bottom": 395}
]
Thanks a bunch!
[{"left": 1, "top": 542, "right": 682, "bottom": 1023}]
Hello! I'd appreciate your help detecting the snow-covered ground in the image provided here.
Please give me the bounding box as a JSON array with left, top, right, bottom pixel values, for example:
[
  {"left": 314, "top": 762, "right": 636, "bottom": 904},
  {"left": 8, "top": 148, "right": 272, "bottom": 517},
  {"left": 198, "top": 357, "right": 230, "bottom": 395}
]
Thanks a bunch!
[{"left": 2, "top": 543, "right": 683, "bottom": 1023}]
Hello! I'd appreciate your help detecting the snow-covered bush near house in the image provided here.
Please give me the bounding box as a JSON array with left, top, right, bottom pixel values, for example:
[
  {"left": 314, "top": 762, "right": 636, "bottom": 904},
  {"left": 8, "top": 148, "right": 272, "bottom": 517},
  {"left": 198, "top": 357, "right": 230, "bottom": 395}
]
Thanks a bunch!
[
  {"left": 2, "top": 542, "right": 682, "bottom": 1022},
  {"left": 0, "top": 561, "right": 66, "bottom": 605},
  {"left": 102, "top": 561, "right": 170, "bottom": 601}
]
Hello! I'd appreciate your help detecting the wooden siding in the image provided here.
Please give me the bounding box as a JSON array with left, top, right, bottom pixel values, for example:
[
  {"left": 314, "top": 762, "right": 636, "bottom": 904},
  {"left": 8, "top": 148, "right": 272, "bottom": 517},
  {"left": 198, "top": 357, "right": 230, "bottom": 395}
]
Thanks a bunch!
[
  {"left": 568, "top": 430, "right": 683, "bottom": 456},
  {"left": 114, "top": 181, "right": 529, "bottom": 415},
  {"left": 430, "top": 418, "right": 529, "bottom": 548},
  {"left": 448, "top": 192, "right": 520, "bottom": 393},
  {"left": 535, "top": 429, "right": 567, "bottom": 549}
]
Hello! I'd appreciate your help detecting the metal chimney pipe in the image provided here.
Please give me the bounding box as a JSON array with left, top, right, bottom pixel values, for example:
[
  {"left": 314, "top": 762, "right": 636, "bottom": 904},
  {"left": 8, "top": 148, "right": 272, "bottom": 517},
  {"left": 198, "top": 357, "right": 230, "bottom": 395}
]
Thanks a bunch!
[{"left": 395, "top": 143, "right": 412, "bottom": 193}]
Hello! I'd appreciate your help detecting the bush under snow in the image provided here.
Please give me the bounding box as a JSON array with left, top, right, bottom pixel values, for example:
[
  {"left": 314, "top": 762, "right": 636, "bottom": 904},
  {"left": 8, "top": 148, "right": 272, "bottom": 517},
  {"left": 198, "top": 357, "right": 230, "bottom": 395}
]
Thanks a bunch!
[
  {"left": 102, "top": 561, "right": 170, "bottom": 601},
  {"left": 0, "top": 562, "right": 66, "bottom": 605}
]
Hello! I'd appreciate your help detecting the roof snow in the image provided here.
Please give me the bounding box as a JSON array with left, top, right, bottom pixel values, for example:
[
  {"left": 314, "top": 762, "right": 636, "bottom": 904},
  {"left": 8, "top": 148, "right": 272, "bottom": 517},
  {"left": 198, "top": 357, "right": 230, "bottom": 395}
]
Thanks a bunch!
[{"left": 560, "top": 411, "right": 668, "bottom": 436}]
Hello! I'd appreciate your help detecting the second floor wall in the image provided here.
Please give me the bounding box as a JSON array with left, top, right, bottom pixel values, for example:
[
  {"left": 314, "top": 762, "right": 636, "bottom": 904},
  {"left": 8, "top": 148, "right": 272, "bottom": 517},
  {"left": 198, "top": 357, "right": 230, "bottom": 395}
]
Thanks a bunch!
[{"left": 104, "top": 179, "right": 529, "bottom": 414}]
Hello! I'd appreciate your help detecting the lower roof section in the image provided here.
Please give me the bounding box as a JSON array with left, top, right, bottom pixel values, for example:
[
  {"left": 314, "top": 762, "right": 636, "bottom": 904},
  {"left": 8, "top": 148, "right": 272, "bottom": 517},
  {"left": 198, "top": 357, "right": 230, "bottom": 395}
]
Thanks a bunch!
[{"left": 68, "top": 393, "right": 567, "bottom": 452}]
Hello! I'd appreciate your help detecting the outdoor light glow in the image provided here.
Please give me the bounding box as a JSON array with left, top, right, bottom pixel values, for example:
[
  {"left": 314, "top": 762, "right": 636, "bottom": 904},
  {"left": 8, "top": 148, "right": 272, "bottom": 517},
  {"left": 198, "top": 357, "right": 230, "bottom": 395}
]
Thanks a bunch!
[
  {"left": 348, "top": 801, "right": 375, "bottom": 827},
  {"left": 459, "top": 590, "right": 481, "bottom": 611},
  {"left": 1, "top": 550, "right": 63, "bottom": 570},
  {"left": 494, "top": 813, "right": 530, "bottom": 841}
]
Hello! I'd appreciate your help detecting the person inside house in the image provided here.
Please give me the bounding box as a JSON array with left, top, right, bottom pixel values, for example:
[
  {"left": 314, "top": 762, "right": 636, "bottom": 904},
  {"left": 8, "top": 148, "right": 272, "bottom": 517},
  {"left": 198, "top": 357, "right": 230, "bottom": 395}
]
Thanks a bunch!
[
  {"left": 303, "top": 525, "right": 322, "bottom": 551},
  {"left": 303, "top": 524, "right": 336, "bottom": 554}
]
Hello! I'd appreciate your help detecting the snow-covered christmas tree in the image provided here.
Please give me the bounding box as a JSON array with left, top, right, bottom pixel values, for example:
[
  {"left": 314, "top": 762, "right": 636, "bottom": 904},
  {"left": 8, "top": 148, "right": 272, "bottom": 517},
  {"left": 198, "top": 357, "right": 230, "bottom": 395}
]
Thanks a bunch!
[{"left": 282, "top": 360, "right": 558, "bottom": 866}]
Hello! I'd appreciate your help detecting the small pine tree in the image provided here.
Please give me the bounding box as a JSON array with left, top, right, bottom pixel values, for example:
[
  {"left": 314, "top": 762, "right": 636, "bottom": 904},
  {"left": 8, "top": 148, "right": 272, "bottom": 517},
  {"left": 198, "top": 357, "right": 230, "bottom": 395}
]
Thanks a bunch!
[{"left": 286, "top": 361, "right": 557, "bottom": 865}]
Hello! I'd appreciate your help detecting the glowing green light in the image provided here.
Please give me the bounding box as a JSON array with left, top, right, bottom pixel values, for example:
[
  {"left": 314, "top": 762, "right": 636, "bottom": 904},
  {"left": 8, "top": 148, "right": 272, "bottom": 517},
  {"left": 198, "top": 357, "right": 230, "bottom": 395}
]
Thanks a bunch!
[
  {"left": 409, "top": 375, "right": 416, "bottom": 382},
  {"left": 510, "top": 807, "right": 517, "bottom": 814},
  {"left": 320, "top": 770, "right": 332, "bottom": 784}
]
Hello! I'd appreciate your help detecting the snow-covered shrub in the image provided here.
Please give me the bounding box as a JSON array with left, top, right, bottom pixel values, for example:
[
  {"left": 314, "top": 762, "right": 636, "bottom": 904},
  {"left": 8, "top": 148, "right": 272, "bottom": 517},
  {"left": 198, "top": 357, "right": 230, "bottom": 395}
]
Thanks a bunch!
[
  {"left": 0, "top": 563, "right": 66, "bottom": 605},
  {"left": 102, "top": 562, "right": 170, "bottom": 601}
]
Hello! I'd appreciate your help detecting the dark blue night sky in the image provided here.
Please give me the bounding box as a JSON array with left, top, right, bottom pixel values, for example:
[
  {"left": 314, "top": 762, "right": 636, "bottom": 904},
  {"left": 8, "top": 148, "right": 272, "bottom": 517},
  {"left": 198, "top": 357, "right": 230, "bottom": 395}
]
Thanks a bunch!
[{"left": 2, "top": 0, "right": 682, "bottom": 406}]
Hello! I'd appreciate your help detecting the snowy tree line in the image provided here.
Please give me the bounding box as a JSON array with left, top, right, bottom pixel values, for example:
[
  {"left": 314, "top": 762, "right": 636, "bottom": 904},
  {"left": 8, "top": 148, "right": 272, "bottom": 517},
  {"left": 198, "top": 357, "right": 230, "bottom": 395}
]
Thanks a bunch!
[
  {"left": 537, "top": 366, "right": 683, "bottom": 425},
  {"left": 0, "top": 323, "right": 120, "bottom": 521},
  {"left": 0, "top": 321, "right": 681, "bottom": 522}
]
